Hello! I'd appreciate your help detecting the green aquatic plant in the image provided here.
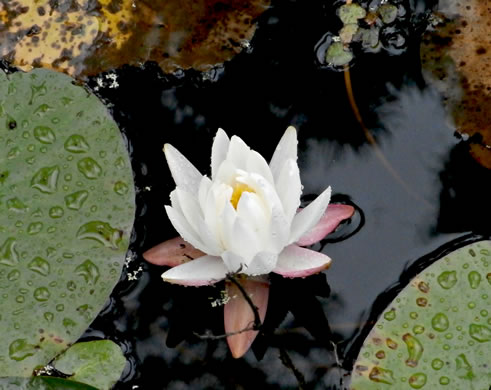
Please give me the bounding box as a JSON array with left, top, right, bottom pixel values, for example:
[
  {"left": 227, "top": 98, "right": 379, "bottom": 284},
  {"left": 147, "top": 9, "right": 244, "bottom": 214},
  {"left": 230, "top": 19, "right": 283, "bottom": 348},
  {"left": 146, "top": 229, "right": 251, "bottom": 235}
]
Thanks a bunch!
[
  {"left": 0, "top": 376, "right": 98, "bottom": 390},
  {"left": 349, "top": 240, "right": 491, "bottom": 389},
  {"left": 52, "top": 341, "right": 126, "bottom": 390},
  {"left": 0, "top": 69, "right": 135, "bottom": 376}
]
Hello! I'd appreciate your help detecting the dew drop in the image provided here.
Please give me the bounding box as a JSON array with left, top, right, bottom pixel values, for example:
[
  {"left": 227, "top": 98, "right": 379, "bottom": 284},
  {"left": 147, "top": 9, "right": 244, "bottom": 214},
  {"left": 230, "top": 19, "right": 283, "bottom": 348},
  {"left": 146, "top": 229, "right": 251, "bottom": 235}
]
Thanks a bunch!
[
  {"left": 77, "top": 157, "right": 102, "bottom": 179},
  {"left": 437, "top": 271, "right": 457, "bottom": 289},
  {"left": 64, "top": 134, "right": 90, "bottom": 153},
  {"left": 7, "top": 197, "right": 28, "bottom": 213},
  {"left": 33, "top": 126, "right": 56, "bottom": 144},
  {"left": 431, "top": 358, "right": 444, "bottom": 370},
  {"left": 67, "top": 281, "right": 77, "bottom": 291},
  {"left": 417, "top": 281, "right": 430, "bottom": 293},
  {"left": 76, "top": 221, "right": 123, "bottom": 249},
  {"left": 9, "top": 339, "right": 37, "bottom": 361},
  {"left": 16, "top": 295, "right": 24, "bottom": 303},
  {"left": 431, "top": 313, "right": 449, "bottom": 332},
  {"left": 386, "top": 338, "right": 398, "bottom": 349},
  {"left": 455, "top": 353, "right": 474, "bottom": 380},
  {"left": 384, "top": 308, "right": 396, "bottom": 321},
  {"left": 368, "top": 367, "right": 394, "bottom": 384},
  {"left": 413, "top": 325, "right": 425, "bottom": 334},
  {"left": 114, "top": 181, "right": 129, "bottom": 195},
  {"left": 28, "top": 257, "right": 50, "bottom": 276},
  {"left": 33, "top": 104, "right": 53, "bottom": 116},
  {"left": 408, "top": 373, "right": 426, "bottom": 389},
  {"left": 56, "top": 304, "right": 64, "bottom": 312},
  {"left": 7, "top": 270, "right": 20, "bottom": 281},
  {"left": 7, "top": 146, "right": 20, "bottom": 159},
  {"left": 468, "top": 271, "right": 481, "bottom": 289},
  {"left": 439, "top": 376, "right": 450, "bottom": 385},
  {"left": 75, "top": 259, "right": 100, "bottom": 285},
  {"left": 33, "top": 287, "right": 50, "bottom": 302},
  {"left": 64, "top": 190, "right": 89, "bottom": 210},
  {"left": 416, "top": 297, "right": 427, "bottom": 307},
  {"left": 44, "top": 312, "right": 54, "bottom": 322},
  {"left": 0, "top": 237, "right": 19, "bottom": 266},
  {"left": 402, "top": 333, "right": 423, "bottom": 367},
  {"left": 49, "top": 206, "right": 64, "bottom": 218},
  {"left": 469, "top": 323, "right": 491, "bottom": 342},
  {"left": 31, "top": 166, "right": 59, "bottom": 194},
  {"left": 27, "top": 222, "right": 43, "bottom": 235}
]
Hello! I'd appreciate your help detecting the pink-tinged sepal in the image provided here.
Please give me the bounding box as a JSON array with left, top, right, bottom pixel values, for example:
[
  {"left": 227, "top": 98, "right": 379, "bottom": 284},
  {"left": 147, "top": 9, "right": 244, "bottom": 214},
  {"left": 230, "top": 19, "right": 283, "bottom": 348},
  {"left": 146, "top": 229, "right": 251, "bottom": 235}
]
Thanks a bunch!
[
  {"left": 296, "top": 204, "right": 355, "bottom": 247},
  {"left": 161, "top": 255, "right": 227, "bottom": 286},
  {"left": 143, "top": 236, "right": 205, "bottom": 267},
  {"left": 273, "top": 245, "right": 332, "bottom": 278},
  {"left": 224, "top": 277, "right": 269, "bottom": 358}
]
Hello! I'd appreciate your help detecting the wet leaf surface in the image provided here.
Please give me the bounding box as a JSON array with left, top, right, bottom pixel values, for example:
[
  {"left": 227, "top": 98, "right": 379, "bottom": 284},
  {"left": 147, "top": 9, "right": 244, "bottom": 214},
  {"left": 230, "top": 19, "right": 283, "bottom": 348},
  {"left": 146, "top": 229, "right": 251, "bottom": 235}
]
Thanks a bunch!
[
  {"left": 0, "top": 0, "right": 270, "bottom": 78},
  {"left": 421, "top": 0, "right": 491, "bottom": 169},
  {"left": 53, "top": 340, "right": 126, "bottom": 390},
  {"left": 0, "top": 68, "right": 135, "bottom": 376},
  {"left": 349, "top": 240, "right": 491, "bottom": 389},
  {"left": 0, "top": 376, "right": 98, "bottom": 390}
]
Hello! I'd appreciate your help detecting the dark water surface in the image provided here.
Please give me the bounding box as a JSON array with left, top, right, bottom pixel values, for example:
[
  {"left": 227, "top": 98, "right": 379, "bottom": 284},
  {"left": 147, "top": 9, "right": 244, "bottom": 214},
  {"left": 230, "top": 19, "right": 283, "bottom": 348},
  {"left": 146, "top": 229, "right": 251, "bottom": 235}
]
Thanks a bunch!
[{"left": 74, "top": 0, "right": 491, "bottom": 388}]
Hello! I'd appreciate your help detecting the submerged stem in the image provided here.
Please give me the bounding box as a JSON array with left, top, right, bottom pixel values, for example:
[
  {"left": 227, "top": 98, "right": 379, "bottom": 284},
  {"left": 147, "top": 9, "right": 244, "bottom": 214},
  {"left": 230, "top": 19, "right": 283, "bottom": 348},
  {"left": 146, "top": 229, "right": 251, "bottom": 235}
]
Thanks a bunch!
[{"left": 343, "top": 66, "right": 432, "bottom": 208}]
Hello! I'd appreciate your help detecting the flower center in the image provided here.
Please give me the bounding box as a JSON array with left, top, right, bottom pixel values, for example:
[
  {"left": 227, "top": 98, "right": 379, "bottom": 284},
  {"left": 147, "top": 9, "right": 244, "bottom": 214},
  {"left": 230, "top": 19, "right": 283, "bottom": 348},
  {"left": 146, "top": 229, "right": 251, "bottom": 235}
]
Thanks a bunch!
[{"left": 230, "top": 182, "right": 255, "bottom": 209}]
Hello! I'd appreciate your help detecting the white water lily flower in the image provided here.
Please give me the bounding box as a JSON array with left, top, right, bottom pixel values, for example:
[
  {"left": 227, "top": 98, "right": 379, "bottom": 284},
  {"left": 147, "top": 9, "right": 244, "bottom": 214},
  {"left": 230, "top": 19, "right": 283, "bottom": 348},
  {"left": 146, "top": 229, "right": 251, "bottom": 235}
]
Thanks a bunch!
[{"left": 160, "top": 126, "right": 333, "bottom": 286}]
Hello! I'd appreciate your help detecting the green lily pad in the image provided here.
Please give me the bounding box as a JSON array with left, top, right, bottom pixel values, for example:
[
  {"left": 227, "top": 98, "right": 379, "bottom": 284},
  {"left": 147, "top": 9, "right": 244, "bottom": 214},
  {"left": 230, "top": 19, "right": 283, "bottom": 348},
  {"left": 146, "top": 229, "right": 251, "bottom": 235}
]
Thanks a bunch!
[
  {"left": 53, "top": 340, "right": 126, "bottom": 390},
  {"left": 326, "top": 42, "right": 354, "bottom": 67},
  {"left": 0, "top": 376, "right": 98, "bottom": 390},
  {"left": 0, "top": 69, "right": 135, "bottom": 376},
  {"left": 337, "top": 4, "right": 366, "bottom": 25},
  {"left": 349, "top": 240, "right": 491, "bottom": 389}
]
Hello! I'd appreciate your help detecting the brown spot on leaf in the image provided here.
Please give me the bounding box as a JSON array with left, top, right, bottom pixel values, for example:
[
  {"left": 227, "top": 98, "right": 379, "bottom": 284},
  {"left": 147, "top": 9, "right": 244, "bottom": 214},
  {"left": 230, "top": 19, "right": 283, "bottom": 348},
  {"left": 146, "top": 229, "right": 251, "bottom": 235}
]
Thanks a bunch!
[
  {"left": 421, "top": 0, "right": 491, "bottom": 169},
  {"left": 0, "top": 0, "right": 270, "bottom": 78}
]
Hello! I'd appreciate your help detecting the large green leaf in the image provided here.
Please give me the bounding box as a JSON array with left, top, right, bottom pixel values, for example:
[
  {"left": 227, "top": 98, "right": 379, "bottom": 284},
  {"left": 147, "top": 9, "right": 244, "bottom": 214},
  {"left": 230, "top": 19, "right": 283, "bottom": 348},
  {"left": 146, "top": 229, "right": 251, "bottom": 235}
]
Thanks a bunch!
[
  {"left": 0, "top": 69, "right": 135, "bottom": 376},
  {"left": 0, "top": 377, "right": 98, "bottom": 390},
  {"left": 349, "top": 240, "right": 491, "bottom": 389},
  {"left": 53, "top": 341, "right": 126, "bottom": 390}
]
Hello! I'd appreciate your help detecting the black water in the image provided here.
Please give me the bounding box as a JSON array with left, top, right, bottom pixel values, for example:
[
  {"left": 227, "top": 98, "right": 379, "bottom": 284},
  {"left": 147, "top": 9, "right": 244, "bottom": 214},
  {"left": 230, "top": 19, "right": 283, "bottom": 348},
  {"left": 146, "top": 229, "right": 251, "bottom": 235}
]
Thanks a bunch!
[{"left": 76, "top": 0, "right": 491, "bottom": 389}]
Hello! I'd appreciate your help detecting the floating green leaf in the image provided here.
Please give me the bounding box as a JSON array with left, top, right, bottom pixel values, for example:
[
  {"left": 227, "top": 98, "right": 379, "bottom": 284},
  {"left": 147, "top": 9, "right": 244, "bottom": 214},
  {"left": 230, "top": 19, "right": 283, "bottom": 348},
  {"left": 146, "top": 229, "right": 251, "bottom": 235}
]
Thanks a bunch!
[
  {"left": 325, "top": 42, "right": 354, "bottom": 67},
  {"left": 337, "top": 4, "right": 366, "bottom": 25},
  {"left": 53, "top": 340, "right": 126, "bottom": 390},
  {"left": 0, "top": 377, "right": 98, "bottom": 390},
  {"left": 0, "top": 69, "right": 135, "bottom": 376},
  {"left": 350, "top": 240, "right": 491, "bottom": 389}
]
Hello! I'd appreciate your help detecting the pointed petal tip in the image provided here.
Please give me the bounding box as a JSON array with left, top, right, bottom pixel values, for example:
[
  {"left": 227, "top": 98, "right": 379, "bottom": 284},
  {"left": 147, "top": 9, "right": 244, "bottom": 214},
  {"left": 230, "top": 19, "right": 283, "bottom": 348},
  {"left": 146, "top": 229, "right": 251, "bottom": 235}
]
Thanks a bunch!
[
  {"left": 273, "top": 245, "right": 333, "bottom": 278},
  {"left": 296, "top": 202, "right": 355, "bottom": 246},
  {"left": 225, "top": 279, "right": 269, "bottom": 358}
]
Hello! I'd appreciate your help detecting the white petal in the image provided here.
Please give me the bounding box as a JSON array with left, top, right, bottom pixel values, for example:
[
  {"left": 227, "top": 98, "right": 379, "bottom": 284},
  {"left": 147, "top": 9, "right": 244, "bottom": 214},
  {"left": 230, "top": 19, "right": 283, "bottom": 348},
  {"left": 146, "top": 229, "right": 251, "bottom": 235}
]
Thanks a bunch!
[
  {"left": 197, "top": 218, "right": 223, "bottom": 256},
  {"left": 226, "top": 135, "right": 251, "bottom": 170},
  {"left": 244, "top": 252, "right": 278, "bottom": 276},
  {"left": 215, "top": 160, "right": 238, "bottom": 185},
  {"left": 222, "top": 251, "right": 246, "bottom": 273},
  {"left": 236, "top": 192, "right": 269, "bottom": 246},
  {"left": 164, "top": 143, "right": 202, "bottom": 193},
  {"left": 230, "top": 216, "right": 262, "bottom": 263},
  {"left": 198, "top": 176, "right": 212, "bottom": 211},
  {"left": 161, "top": 255, "right": 227, "bottom": 286},
  {"left": 246, "top": 151, "right": 274, "bottom": 185},
  {"left": 165, "top": 205, "right": 208, "bottom": 254},
  {"left": 269, "top": 126, "right": 298, "bottom": 182},
  {"left": 211, "top": 128, "right": 230, "bottom": 179},
  {"left": 275, "top": 158, "right": 302, "bottom": 223},
  {"left": 175, "top": 188, "right": 203, "bottom": 235},
  {"left": 273, "top": 245, "right": 332, "bottom": 278},
  {"left": 238, "top": 173, "right": 289, "bottom": 253},
  {"left": 220, "top": 201, "right": 237, "bottom": 250},
  {"left": 204, "top": 183, "right": 232, "bottom": 244},
  {"left": 289, "top": 186, "right": 331, "bottom": 244}
]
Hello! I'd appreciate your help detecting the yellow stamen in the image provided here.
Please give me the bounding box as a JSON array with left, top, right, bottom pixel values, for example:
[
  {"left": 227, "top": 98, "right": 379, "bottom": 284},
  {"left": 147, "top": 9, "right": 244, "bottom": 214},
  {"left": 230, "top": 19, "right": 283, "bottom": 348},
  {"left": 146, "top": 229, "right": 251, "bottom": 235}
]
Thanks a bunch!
[{"left": 230, "top": 182, "right": 255, "bottom": 209}]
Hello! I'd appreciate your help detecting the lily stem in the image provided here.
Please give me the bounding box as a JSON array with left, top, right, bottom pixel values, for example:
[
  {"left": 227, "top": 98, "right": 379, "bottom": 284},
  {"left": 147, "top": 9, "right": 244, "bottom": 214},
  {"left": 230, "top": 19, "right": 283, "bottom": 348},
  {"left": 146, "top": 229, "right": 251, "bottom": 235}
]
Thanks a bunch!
[{"left": 279, "top": 347, "right": 307, "bottom": 390}]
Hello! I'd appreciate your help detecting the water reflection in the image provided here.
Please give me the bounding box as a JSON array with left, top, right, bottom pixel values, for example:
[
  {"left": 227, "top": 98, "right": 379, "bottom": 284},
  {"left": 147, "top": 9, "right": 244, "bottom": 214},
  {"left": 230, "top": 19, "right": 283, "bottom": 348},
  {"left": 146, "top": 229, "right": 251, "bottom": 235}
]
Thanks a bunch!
[{"left": 301, "top": 85, "right": 460, "bottom": 345}]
